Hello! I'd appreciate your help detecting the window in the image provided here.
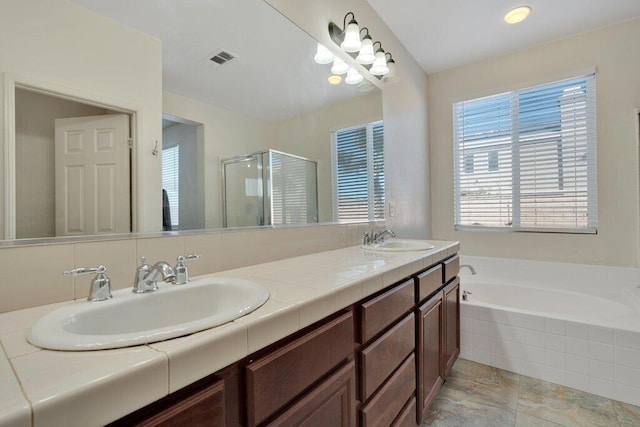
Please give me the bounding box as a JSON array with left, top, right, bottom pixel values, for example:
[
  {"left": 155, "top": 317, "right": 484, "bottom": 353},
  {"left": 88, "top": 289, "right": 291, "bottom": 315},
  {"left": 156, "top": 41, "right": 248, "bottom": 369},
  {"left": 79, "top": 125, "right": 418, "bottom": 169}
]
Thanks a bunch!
[
  {"left": 453, "top": 74, "right": 596, "bottom": 233},
  {"left": 332, "top": 121, "right": 384, "bottom": 222},
  {"left": 162, "top": 145, "right": 179, "bottom": 229}
]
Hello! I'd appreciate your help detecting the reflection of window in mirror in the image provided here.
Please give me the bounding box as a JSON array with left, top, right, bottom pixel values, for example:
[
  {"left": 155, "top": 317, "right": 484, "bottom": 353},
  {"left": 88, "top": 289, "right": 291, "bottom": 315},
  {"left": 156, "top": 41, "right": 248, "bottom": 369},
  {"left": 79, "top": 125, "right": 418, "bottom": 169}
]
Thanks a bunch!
[
  {"left": 162, "top": 145, "right": 179, "bottom": 230},
  {"left": 332, "top": 121, "right": 385, "bottom": 222}
]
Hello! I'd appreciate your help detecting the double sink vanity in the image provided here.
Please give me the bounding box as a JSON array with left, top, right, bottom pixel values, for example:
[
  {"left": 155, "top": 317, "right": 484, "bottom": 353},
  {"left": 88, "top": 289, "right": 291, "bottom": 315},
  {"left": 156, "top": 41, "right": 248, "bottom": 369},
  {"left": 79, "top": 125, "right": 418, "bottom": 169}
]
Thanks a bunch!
[{"left": 0, "top": 238, "right": 460, "bottom": 426}]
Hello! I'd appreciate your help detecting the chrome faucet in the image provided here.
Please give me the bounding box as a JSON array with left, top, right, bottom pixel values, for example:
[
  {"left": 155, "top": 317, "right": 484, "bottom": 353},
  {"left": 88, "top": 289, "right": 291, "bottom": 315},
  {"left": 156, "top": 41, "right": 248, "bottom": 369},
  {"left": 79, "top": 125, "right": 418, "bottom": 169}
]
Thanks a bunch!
[
  {"left": 363, "top": 228, "right": 397, "bottom": 245},
  {"left": 174, "top": 254, "right": 201, "bottom": 285},
  {"left": 374, "top": 229, "right": 396, "bottom": 243},
  {"left": 459, "top": 264, "right": 477, "bottom": 275},
  {"left": 65, "top": 265, "right": 112, "bottom": 302},
  {"left": 133, "top": 257, "right": 176, "bottom": 293}
]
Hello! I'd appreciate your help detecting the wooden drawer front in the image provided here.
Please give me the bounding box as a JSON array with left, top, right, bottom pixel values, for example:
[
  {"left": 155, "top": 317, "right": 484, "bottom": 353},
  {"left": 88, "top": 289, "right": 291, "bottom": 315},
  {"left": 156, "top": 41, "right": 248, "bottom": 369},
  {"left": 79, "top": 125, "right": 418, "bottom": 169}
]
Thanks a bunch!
[
  {"left": 391, "top": 397, "right": 417, "bottom": 427},
  {"left": 135, "top": 380, "right": 224, "bottom": 427},
  {"left": 269, "top": 361, "right": 356, "bottom": 427},
  {"left": 360, "top": 279, "right": 414, "bottom": 343},
  {"left": 415, "top": 264, "right": 443, "bottom": 303},
  {"left": 360, "top": 353, "right": 416, "bottom": 427},
  {"left": 443, "top": 255, "right": 459, "bottom": 284},
  {"left": 360, "top": 313, "right": 415, "bottom": 401},
  {"left": 246, "top": 311, "right": 355, "bottom": 426}
]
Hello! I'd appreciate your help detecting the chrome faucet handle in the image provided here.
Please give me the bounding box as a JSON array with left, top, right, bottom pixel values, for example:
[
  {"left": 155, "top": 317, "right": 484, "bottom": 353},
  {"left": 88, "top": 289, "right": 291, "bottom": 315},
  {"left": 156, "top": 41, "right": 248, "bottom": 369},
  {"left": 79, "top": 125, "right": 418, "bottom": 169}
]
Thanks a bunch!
[
  {"left": 174, "top": 254, "right": 201, "bottom": 285},
  {"left": 65, "top": 265, "right": 112, "bottom": 302},
  {"left": 133, "top": 256, "right": 155, "bottom": 293}
]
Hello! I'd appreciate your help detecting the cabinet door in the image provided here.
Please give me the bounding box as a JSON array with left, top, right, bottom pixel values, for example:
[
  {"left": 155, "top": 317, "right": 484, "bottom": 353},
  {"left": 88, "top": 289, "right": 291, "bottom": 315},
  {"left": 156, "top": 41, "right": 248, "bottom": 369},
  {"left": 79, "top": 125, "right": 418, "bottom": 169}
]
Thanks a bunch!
[
  {"left": 269, "top": 361, "right": 356, "bottom": 427},
  {"left": 443, "top": 278, "right": 460, "bottom": 378},
  {"left": 133, "top": 380, "right": 225, "bottom": 427},
  {"left": 416, "top": 292, "right": 443, "bottom": 423}
]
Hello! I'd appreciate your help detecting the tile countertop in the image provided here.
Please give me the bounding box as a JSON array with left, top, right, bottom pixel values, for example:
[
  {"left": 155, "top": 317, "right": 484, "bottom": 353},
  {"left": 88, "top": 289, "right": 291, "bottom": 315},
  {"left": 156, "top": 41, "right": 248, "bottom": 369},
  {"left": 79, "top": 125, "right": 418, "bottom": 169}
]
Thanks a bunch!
[{"left": 0, "top": 241, "right": 459, "bottom": 427}]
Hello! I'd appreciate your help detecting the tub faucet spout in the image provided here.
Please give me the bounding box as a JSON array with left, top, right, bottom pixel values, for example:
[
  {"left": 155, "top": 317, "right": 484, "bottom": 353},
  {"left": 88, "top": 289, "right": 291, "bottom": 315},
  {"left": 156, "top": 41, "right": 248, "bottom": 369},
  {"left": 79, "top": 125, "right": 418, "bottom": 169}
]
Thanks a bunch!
[{"left": 460, "top": 264, "right": 476, "bottom": 275}]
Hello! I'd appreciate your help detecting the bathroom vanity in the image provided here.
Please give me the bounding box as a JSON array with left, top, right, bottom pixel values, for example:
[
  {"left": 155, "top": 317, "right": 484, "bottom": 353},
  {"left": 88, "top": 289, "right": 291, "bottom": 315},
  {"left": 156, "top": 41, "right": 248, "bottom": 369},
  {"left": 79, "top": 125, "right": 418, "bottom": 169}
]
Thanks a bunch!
[
  {"left": 0, "top": 241, "right": 459, "bottom": 427},
  {"left": 107, "top": 251, "right": 460, "bottom": 426}
]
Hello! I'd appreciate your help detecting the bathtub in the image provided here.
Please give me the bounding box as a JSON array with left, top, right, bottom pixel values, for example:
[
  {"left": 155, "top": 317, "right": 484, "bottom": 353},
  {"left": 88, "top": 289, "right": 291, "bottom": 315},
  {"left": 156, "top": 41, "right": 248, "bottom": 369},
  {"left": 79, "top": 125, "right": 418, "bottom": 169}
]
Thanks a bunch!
[{"left": 459, "top": 255, "right": 640, "bottom": 407}]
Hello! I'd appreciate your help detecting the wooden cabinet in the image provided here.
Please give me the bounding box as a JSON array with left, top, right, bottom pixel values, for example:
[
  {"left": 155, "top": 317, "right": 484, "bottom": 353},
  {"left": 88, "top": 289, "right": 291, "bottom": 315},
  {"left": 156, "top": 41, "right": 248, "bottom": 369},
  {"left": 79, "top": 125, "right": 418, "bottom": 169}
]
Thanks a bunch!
[
  {"left": 113, "top": 251, "right": 460, "bottom": 427},
  {"left": 245, "top": 311, "right": 354, "bottom": 426},
  {"left": 443, "top": 278, "right": 460, "bottom": 378},
  {"left": 108, "top": 377, "right": 225, "bottom": 427},
  {"left": 359, "top": 278, "right": 414, "bottom": 343},
  {"left": 416, "top": 291, "right": 443, "bottom": 423},
  {"left": 269, "top": 361, "right": 356, "bottom": 427}
]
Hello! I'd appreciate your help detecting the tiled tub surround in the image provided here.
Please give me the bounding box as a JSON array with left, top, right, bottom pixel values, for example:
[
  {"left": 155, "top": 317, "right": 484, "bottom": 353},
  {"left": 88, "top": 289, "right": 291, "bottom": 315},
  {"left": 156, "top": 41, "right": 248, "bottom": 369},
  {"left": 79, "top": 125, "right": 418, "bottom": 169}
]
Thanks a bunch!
[
  {"left": 459, "top": 255, "right": 640, "bottom": 407},
  {"left": 0, "top": 240, "right": 459, "bottom": 427}
]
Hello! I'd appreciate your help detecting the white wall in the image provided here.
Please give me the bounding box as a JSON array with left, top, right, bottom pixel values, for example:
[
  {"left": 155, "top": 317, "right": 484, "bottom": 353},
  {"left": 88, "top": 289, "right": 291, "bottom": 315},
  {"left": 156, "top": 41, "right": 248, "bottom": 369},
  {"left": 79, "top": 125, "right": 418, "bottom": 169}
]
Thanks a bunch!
[
  {"left": 0, "top": 0, "right": 163, "bottom": 235},
  {"left": 429, "top": 19, "right": 640, "bottom": 267},
  {"left": 273, "top": 91, "right": 382, "bottom": 222},
  {"left": 266, "top": 0, "right": 431, "bottom": 239},
  {"left": 15, "top": 89, "right": 110, "bottom": 238}
]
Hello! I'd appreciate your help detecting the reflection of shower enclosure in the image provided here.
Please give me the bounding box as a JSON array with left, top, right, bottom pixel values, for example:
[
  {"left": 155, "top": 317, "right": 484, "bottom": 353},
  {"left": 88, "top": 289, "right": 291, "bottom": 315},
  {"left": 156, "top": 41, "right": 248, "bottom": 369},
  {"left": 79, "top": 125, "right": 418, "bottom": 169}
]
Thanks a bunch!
[{"left": 222, "top": 150, "right": 318, "bottom": 227}]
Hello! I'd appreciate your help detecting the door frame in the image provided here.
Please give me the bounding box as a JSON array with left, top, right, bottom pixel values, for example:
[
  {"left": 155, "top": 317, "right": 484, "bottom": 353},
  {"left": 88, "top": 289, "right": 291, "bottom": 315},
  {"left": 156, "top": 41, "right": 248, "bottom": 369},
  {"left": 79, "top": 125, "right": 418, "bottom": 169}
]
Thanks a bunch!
[{"left": 3, "top": 73, "right": 142, "bottom": 239}]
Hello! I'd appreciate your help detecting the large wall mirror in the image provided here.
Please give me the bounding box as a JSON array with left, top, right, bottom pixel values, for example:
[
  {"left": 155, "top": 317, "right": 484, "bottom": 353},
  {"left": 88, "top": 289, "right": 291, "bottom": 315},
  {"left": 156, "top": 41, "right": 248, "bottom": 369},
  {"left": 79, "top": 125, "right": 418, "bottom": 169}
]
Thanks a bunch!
[{"left": 1, "top": 0, "right": 383, "bottom": 242}]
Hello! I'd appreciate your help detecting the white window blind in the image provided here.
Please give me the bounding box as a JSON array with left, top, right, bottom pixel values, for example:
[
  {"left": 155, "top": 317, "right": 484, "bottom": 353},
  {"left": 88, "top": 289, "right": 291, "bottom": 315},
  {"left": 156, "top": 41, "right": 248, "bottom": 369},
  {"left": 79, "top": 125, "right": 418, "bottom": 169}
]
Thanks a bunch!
[
  {"left": 162, "top": 145, "right": 179, "bottom": 228},
  {"left": 332, "top": 121, "right": 385, "bottom": 222},
  {"left": 453, "top": 74, "right": 597, "bottom": 233},
  {"left": 270, "top": 151, "right": 317, "bottom": 225}
]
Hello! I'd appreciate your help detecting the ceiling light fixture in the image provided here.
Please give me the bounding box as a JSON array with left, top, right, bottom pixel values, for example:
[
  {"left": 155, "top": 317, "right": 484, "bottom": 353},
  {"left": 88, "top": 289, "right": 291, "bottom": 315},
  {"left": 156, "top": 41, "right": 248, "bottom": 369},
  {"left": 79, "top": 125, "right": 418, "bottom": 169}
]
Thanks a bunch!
[
  {"left": 313, "top": 43, "right": 334, "bottom": 64},
  {"left": 504, "top": 6, "right": 531, "bottom": 24},
  {"left": 326, "top": 12, "right": 397, "bottom": 82},
  {"left": 328, "top": 75, "right": 342, "bottom": 85}
]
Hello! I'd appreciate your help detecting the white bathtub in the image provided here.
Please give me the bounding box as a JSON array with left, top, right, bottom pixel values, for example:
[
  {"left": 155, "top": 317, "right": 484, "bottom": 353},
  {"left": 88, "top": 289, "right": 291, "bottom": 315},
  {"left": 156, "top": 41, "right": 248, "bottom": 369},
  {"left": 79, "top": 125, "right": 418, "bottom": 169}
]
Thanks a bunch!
[{"left": 459, "top": 255, "right": 640, "bottom": 407}]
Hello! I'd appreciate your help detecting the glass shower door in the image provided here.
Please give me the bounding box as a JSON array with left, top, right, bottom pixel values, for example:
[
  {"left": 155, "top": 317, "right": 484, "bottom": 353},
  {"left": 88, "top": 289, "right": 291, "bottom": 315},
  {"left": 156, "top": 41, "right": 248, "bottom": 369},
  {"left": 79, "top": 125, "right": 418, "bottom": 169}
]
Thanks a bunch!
[{"left": 223, "top": 155, "right": 264, "bottom": 227}]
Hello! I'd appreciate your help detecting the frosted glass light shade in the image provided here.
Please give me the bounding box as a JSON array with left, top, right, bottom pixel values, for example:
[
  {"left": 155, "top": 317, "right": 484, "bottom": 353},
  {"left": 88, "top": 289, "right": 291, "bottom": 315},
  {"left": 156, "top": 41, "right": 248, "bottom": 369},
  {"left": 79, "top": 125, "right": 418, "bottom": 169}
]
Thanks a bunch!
[
  {"left": 382, "top": 61, "right": 399, "bottom": 83},
  {"left": 331, "top": 57, "right": 349, "bottom": 75},
  {"left": 345, "top": 68, "right": 364, "bottom": 85},
  {"left": 370, "top": 51, "right": 389, "bottom": 76},
  {"left": 341, "top": 21, "right": 362, "bottom": 52},
  {"left": 314, "top": 43, "right": 334, "bottom": 64},
  {"left": 356, "top": 37, "right": 375, "bottom": 65}
]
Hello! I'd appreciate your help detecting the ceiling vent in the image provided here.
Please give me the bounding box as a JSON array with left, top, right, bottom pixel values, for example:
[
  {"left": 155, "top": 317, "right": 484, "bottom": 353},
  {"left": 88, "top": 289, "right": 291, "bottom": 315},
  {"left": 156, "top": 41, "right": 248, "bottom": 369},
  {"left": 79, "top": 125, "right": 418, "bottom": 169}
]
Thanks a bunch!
[{"left": 209, "top": 50, "right": 235, "bottom": 66}]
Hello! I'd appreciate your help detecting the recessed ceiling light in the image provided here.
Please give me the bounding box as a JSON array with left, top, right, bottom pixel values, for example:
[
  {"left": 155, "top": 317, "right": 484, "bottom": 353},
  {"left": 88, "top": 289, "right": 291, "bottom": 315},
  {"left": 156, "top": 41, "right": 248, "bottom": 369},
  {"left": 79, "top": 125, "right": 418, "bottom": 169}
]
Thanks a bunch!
[
  {"left": 504, "top": 6, "right": 531, "bottom": 24},
  {"left": 328, "top": 75, "right": 342, "bottom": 85}
]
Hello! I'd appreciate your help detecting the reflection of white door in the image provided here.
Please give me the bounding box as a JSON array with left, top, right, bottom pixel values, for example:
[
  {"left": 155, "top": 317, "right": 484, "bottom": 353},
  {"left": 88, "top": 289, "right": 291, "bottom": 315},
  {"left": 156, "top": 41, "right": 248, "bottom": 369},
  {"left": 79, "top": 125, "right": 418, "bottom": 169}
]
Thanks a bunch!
[{"left": 54, "top": 114, "right": 130, "bottom": 236}]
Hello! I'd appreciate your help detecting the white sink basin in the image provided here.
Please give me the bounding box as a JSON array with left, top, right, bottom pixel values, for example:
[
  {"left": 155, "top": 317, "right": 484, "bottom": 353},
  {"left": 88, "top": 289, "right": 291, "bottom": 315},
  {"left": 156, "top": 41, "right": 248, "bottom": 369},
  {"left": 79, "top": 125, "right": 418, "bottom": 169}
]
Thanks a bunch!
[
  {"left": 27, "top": 277, "right": 269, "bottom": 351},
  {"left": 361, "top": 239, "right": 435, "bottom": 252}
]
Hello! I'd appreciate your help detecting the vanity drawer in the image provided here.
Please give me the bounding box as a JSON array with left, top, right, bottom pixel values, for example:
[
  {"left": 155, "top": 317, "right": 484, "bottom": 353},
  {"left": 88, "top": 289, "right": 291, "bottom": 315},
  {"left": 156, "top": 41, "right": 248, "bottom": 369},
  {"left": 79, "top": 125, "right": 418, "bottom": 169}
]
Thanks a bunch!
[
  {"left": 245, "top": 311, "right": 355, "bottom": 426},
  {"left": 360, "top": 312, "right": 415, "bottom": 401},
  {"left": 392, "top": 397, "right": 417, "bottom": 427},
  {"left": 360, "top": 353, "right": 416, "bottom": 427},
  {"left": 443, "top": 255, "right": 460, "bottom": 284},
  {"left": 415, "top": 264, "right": 443, "bottom": 302},
  {"left": 360, "top": 279, "right": 414, "bottom": 343}
]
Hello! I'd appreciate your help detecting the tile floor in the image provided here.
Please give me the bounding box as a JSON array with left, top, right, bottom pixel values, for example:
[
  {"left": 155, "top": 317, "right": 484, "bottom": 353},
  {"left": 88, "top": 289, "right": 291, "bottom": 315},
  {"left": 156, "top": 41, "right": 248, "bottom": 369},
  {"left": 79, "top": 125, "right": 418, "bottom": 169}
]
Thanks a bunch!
[{"left": 423, "top": 358, "right": 640, "bottom": 426}]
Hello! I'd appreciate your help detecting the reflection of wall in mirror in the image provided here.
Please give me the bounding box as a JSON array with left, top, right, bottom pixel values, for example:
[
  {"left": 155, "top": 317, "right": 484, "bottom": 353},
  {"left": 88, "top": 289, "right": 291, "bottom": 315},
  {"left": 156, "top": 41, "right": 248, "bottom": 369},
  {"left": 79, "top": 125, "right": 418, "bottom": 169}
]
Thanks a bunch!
[
  {"left": 0, "top": 0, "right": 163, "bottom": 239},
  {"left": 15, "top": 89, "right": 114, "bottom": 239},
  {"left": 164, "top": 90, "right": 382, "bottom": 227}
]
